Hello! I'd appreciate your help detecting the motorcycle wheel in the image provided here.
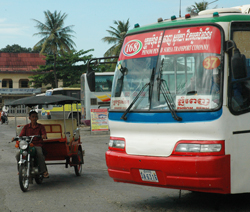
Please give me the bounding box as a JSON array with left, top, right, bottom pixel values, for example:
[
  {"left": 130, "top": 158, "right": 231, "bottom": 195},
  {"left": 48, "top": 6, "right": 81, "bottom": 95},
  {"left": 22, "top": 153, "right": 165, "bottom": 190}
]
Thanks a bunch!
[
  {"left": 35, "top": 175, "right": 43, "bottom": 184},
  {"left": 19, "top": 165, "right": 29, "bottom": 192},
  {"left": 74, "top": 150, "right": 83, "bottom": 176}
]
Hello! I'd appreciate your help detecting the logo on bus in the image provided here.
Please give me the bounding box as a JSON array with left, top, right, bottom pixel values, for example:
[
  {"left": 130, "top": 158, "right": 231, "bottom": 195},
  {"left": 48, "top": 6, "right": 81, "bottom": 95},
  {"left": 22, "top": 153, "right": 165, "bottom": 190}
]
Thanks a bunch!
[{"left": 123, "top": 40, "right": 142, "bottom": 57}]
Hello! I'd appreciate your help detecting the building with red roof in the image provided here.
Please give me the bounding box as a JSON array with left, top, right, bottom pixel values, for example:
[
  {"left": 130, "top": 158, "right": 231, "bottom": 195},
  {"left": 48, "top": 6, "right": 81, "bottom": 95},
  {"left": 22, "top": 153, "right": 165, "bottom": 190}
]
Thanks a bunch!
[{"left": 0, "top": 53, "right": 46, "bottom": 114}]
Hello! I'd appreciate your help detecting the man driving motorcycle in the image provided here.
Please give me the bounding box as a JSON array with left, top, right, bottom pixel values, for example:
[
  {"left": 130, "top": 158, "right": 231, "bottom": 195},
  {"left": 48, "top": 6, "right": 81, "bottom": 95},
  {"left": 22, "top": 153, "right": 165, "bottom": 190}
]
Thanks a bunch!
[{"left": 15, "top": 111, "right": 49, "bottom": 178}]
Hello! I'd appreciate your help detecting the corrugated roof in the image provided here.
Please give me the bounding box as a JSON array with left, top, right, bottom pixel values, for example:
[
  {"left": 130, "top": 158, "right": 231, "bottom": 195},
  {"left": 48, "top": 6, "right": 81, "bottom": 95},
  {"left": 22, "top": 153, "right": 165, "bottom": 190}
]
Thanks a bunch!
[{"left": 0, "top": 53, "right": 46, "bottom": 72}]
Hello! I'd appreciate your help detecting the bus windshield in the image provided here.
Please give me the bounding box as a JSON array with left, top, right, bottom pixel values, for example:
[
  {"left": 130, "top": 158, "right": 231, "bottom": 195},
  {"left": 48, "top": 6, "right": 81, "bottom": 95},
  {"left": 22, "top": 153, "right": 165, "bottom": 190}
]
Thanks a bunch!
[
  {"left": 95, "top": 75, "right": 113, "bottom": 92},
  {"left": 111, "top": 25, "right": 222, "bottom": 111},
  {"left": 45, "top": 91, "right": 53, "bottom": 96}
]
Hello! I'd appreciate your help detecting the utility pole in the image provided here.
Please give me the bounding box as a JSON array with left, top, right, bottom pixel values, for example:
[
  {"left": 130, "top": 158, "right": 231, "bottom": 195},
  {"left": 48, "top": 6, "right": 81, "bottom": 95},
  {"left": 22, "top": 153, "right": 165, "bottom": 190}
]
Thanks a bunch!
[{"left": 179, "top": 0, "right": 181, "bottom": 17}]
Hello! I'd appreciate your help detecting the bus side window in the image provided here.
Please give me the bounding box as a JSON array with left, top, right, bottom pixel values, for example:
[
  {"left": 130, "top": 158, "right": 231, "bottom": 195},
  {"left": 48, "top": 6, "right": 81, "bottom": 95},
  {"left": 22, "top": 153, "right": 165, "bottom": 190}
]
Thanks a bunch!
[
  {"left": 230, "top": 60, "right": 249, "bottom": 112},
  {"left": 230, "top": 30, "right": 250, "bottom": 113},
  {"left": 95, "top": 85, "right": 104, "bottom": 92},
  {"left": 106, "top": 79, "right": 112, "bottom": 91}
]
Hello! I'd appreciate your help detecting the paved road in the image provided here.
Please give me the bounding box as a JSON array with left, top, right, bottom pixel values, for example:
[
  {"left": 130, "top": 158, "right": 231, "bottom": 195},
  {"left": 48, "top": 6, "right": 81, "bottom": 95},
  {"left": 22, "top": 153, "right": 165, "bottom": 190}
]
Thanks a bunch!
[{"left": 1, "top": 117, "right": 250, "bottom": 212}]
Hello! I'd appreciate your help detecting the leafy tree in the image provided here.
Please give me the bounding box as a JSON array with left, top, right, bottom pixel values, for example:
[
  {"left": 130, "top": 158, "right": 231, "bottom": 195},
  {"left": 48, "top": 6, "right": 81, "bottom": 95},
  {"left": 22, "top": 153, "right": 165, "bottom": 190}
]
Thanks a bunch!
[
  {"left": 186, "top": 1, "right": 217, "bottom": 16},
  {"left": 29, "top": 49, "right": 94, "bottom": 88},
  {"left": 33, "top": 10, "right": 76, "bottom": 88},
  {"left": 90, "top": 63, "right": 116, "bottom": 73},
  {"left": 0, "top": 44, "right": 39, "bottom": 53},
  {"left": 102, "top": 19, "right": 130, "bottom": 57}
]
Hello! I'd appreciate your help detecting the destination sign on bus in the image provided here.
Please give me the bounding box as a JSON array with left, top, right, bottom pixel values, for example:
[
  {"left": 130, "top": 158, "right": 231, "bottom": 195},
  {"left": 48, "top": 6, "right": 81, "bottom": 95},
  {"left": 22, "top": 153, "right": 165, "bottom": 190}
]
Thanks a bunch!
[
  {"left": 160, "top": 26, "right": 221, "bottom": 55},
  {"left": 120, "top": 26, "right": 221, "bottom": 61}
]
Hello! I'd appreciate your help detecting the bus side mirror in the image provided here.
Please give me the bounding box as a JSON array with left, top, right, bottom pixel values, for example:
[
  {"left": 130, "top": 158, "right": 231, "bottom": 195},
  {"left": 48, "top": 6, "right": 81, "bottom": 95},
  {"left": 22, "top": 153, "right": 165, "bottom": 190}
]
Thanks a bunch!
[
  {"left": 87, "top": 67, "right": 95, "bottom": 92},
  {"left": 231, "top": 48, "right": 247, "bottom": 79}
]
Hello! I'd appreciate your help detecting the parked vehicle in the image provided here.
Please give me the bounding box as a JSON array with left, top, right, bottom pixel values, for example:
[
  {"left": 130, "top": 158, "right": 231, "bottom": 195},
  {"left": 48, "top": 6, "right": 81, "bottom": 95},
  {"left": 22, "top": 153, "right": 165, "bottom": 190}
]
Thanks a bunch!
[
  {"left": 42, "top": 88, "right": 81, "bottom": 121},
  {"left": 81, "top": 57, "right": 118, "bottom": 126}
]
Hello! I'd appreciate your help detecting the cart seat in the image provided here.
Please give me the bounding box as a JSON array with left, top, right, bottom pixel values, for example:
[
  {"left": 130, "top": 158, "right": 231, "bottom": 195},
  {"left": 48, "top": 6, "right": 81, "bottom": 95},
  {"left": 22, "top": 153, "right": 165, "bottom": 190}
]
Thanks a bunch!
[
  {"left": 38, "top": 119, "right": 77, "bottom": 142},
  {"left": 16, "top": 124, "right": 62, "bottom": 140}
]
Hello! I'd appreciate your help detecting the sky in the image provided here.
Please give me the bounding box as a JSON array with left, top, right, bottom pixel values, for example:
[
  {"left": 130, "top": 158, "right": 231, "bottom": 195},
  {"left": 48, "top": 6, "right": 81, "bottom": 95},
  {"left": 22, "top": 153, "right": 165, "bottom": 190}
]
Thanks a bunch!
[{"left": 0, "top": 0, "right": 249, "bottom": 58}]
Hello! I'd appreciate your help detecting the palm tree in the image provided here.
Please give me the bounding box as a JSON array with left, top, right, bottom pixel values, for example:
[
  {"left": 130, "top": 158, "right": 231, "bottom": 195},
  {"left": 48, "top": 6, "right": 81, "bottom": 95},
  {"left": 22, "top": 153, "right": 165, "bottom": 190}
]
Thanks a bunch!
[
  {"left": 187, "top": 1, "right": 211, "bottom": 15},
  {"left": 102, "top": 19, "right": 130, "bottom": 57},
  {"left": 33, "top": 10, "right": 76, "bottom": 88}
]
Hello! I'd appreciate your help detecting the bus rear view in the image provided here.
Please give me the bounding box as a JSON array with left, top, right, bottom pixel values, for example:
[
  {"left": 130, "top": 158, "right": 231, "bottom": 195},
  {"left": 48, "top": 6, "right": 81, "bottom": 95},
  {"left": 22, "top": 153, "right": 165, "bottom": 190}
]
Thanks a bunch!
[{"left": 106, "top": 6, "right": 250, "bottom": 194}]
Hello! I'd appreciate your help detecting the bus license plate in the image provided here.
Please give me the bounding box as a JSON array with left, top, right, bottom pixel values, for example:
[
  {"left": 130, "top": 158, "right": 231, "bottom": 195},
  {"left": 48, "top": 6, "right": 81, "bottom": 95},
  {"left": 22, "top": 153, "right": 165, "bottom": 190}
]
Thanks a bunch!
[{"left": 139, "top": 169, "right": 159, "bottom": 182}]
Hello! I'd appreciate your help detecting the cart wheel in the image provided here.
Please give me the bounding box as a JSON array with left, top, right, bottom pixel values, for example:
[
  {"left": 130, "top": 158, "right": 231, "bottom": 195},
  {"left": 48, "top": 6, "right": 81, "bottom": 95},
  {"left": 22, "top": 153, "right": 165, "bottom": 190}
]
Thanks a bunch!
[
  {"left": 35, "top": 175, "right": 43, "bottom": 184},
  {"left": 19, "top": 165, "right": 29, "bottom": 192},
  {"left": 74, "top": 150, "right": 83, "bottom": 176}
]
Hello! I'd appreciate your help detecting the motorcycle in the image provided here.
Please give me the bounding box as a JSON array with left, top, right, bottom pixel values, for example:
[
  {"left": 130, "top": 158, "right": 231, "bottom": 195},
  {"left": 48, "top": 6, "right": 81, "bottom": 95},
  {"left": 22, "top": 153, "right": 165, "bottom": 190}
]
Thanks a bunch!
[
  {"left": 13, "top": 135, "right": 44, "bottom": 192},
  {"left": 1, "top": 111, "right": 8, "bottom": 124}
]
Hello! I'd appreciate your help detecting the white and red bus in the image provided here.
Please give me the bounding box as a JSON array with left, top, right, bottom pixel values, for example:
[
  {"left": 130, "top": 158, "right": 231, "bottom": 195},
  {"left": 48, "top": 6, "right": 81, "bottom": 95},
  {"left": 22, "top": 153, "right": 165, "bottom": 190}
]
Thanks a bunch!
[{"left": 103, "top": 6, "right": 250, "bottom": 194}]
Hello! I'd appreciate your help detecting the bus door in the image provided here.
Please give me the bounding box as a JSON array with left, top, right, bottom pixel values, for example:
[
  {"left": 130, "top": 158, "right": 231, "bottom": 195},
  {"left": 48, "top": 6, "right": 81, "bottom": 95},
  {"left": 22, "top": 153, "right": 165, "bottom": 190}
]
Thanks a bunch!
[{"left": 228, "top": 22, "right": 250, "bottom": 193}]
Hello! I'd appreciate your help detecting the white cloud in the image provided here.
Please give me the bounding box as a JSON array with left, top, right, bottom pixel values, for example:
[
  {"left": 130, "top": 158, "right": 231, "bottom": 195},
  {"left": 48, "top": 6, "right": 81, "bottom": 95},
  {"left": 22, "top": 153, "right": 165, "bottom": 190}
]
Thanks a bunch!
[
  {"left": 0, "top": 18, "right": 7, "bottom": 23},
  {"left": 0, "top": 17, "right": 31, "bottom": 36},
  {"left": 0, "top": 22, "right": 30, "bottom": 36}
]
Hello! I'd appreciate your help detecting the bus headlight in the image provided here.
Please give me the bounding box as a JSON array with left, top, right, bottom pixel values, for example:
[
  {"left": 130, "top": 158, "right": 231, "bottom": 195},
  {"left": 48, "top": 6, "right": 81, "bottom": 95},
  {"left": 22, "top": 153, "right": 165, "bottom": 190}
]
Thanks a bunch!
[
  {"left": 109, "top": 137, "right": 125, "bottom": 151},
  {"left": 172, "top": 140, "right": 225, "bottom": 156},
  {"left": 175, "top": 143, "right": 221, "bottom": 152}
]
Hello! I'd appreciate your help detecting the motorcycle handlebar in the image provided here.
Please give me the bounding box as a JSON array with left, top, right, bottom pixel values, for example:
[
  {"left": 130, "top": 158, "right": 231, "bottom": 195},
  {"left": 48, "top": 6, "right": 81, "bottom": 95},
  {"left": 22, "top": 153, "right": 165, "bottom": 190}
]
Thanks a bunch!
[{"left": 10, "top": 135, "right": 41, "bottom": 142}]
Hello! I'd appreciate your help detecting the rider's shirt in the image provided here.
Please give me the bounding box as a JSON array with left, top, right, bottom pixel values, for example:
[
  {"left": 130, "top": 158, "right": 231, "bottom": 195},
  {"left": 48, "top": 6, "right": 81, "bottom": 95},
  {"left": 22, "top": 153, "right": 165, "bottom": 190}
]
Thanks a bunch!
[{"left": 19, "top": 123, "right": 47, "bottom": 147}]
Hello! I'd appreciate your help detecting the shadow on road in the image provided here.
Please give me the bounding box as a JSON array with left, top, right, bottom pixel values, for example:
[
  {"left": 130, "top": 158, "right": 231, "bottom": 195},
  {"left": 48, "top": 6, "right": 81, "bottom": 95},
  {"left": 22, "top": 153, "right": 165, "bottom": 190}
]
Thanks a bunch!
[{"left": 120, "top": 191, "right": 250, "bottom": 212}]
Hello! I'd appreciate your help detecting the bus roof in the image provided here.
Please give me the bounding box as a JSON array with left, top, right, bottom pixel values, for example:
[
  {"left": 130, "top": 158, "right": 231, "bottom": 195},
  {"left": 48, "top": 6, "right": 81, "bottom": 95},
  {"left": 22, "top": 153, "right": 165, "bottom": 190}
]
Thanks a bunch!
[
  {"left": 46, "top": 87, "right": 80, "bottom": 92},
  {"left": 95, "top": 72, "right": 114, "bottom": 75},
  {"left": 128, "top": 7, "right": 250, "bottom": 34},
  {"left": 81, "top": 72, "right": 114, "bottom": 77},
  {"left": 36, "top": 93, "right": 45, "bottom": 96}
]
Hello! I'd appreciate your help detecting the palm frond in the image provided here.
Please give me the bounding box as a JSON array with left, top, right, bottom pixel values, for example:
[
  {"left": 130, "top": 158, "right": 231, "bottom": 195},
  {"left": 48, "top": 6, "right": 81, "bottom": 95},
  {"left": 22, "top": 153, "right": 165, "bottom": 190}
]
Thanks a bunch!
[{"left": 102, "top": 19, "right": 130, "bottom": 56}]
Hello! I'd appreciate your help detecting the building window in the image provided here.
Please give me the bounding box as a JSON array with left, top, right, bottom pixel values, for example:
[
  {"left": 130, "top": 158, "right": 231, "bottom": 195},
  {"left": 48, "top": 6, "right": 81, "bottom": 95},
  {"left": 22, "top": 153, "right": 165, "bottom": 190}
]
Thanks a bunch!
[
  {"left": 2, "top": 80, "right": 7, "bottom": 88},
  {"left": 2, "top": 79, "right": 13, "bottom": 88},
  {"left": 19, "top": 79, "right": 29, "bottom": 88},
  {"left": 9, "top": 81, "right": 13, "bottom": 88}
]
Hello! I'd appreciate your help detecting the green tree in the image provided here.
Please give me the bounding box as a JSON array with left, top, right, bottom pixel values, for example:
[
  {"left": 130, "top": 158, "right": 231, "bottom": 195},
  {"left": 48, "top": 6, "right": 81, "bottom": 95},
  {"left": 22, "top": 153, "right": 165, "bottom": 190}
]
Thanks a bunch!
[
  {"left": 0, "top": 44, "right": 38, "bottom": 53},
  {"left": 29, "top": 49, "right": 94, "bottom": 88},
  {"left": 102, "top": 19, "right": 130, "bottom": 57},
  {"left": 33, "top": 10, "right": 76, "bottom": 88},
  {"left": 186, "top": 1, "right": 217, "bottom": 15}
]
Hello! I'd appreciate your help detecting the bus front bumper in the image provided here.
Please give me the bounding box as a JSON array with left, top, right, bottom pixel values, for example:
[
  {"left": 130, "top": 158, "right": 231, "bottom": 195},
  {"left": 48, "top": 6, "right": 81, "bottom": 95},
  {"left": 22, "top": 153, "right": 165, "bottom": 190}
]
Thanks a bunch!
[{"left": 106, "top": 150, "right": 230, "bottom": 194}]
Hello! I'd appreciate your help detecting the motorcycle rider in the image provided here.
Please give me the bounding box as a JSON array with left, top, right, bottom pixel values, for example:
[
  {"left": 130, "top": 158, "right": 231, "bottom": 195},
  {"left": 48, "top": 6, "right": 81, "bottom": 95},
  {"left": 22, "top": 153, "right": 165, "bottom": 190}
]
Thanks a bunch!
[
  {"left": 1, "top": 109, "right": 7, "bottom": 124},
  {"left": 15, "top": 111, "right": 49, "bottom": 178}
]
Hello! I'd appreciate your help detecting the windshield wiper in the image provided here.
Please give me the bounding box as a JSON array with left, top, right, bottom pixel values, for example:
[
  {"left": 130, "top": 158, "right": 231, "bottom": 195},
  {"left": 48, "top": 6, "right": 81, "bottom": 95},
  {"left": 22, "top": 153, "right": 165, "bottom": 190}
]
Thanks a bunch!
[
  {"left": 157, "top": 59, "right": 182, "bottom": 121},
  {"left": 149, "top": 68, "right": 155, "bottom": 104},
  {"left": 121, "top": 68, "right": 155, "bottom": 121},
  {"left": 120, "top": 82, "right": 150, "bottom": 120},
  {"left": 157, "top": 78, "right": 182, "bottom": 121}
]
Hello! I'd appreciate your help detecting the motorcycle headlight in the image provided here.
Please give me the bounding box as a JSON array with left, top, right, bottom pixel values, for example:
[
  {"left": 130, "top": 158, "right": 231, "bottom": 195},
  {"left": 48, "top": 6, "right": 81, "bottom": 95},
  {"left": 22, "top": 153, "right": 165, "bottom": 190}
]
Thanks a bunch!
[{"left": 19, "top": 140, "right": 28, "bottom": 150}]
